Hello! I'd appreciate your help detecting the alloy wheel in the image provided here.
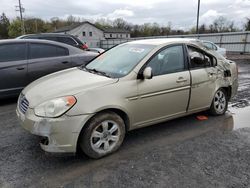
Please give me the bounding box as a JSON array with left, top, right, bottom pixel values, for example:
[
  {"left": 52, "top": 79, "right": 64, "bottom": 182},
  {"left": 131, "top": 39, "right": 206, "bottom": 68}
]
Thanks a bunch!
[
  {"left": 214, "top": 90, "right": 226, "bottom": 113},
  {"left": 90, "top": 120, "right": 120, "bottom": 154}
]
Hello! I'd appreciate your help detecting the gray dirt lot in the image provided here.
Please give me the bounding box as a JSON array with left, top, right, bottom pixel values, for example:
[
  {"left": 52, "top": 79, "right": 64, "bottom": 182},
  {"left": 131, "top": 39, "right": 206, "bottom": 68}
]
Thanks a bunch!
[{"left": 0, "top": 59, "right": 250, "bottom": 188}]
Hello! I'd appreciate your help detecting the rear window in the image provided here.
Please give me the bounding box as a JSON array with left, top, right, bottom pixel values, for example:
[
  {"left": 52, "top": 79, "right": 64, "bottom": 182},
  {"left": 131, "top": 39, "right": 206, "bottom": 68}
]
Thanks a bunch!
[
  {"left": 0, "top": 43, "right": 26, "bottom": 62},
  {"left": 57, "top": 37, "right": 77, "bottom": 46},
  {"left": 40, "top": 36, "right": 59, "bottom": 42},
  {"left": 72, "top": 36, "right": 83, "bottom": 45},
  {"left": 29, "top": 43, "right": 69, "bottom": 59}
]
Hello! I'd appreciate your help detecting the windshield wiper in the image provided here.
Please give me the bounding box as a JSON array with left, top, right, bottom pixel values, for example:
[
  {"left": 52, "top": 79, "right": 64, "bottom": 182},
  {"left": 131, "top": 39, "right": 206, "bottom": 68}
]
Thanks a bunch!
[{"left": 83, "top": 67, "right": 111, "bottom": 78}]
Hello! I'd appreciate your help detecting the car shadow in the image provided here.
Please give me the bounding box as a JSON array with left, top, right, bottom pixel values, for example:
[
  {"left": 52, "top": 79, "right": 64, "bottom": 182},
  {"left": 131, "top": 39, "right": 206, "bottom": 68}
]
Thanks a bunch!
[{"left": 0, "top": 97, "right": 18, "bottom": 106}]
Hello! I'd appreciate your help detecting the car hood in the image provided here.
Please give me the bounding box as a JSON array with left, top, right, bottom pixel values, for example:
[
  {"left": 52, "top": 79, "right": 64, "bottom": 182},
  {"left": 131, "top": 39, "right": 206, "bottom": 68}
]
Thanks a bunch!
[{"left": 22, "top": 67, "right": 118, "bottom": 108}]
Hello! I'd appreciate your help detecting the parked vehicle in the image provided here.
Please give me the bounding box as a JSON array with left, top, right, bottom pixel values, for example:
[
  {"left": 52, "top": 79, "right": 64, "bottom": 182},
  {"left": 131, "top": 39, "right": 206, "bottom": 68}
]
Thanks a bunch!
[
  {"left": 17, "top": 33, "right": 87, "bottom": 50},
  {"left": 0, "top": 39, "right": 98, "bottom": 98},
  {"left": 16, "top": 38, "right": 238, "bottom": 159},
  {"left": 87, "top": 48, "right": 105, "bottom": 54},
  {"left": 202, "top": 40, "right": 227, "bottom": 57}
]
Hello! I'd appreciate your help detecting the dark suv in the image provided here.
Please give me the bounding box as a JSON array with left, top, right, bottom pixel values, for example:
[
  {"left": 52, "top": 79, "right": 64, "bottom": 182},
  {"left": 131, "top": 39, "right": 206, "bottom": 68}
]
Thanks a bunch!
[{"left": 17, "top": 33, "right": 85, "bottom": 50}]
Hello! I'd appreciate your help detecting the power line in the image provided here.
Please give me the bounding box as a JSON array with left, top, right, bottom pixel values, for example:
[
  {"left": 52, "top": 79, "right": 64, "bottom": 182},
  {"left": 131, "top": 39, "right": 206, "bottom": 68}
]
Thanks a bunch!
[{"left": 15, "top": 0, "right": 25, "bottom": 34}]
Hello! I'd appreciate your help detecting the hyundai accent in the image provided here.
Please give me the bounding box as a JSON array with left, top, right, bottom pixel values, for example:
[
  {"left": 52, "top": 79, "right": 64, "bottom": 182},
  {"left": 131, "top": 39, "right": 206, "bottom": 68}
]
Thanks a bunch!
[{"left": 16, "top": 38, "right": 238, "bottom": 159}]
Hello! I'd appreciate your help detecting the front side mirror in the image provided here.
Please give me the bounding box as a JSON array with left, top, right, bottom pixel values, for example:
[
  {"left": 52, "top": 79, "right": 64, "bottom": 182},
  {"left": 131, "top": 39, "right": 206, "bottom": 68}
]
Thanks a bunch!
[{"left": 143, "top": 67, "right": 153, "bottom": 79}]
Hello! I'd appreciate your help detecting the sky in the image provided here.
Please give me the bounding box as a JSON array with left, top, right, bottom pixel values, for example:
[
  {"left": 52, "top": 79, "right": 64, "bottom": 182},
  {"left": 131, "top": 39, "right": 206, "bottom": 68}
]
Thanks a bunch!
[{"left": 1, "top": 0, "right": 250, "bottom": 30}]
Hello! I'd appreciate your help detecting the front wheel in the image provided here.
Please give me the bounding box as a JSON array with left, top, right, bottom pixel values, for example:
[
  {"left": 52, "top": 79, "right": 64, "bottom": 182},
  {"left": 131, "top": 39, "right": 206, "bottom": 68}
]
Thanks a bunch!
[
  {"left": 209, "top": 88, "right": 228, "bottom": 115},
  {"left": 79, "top": 112, "right": 125, "bottom": 159}
]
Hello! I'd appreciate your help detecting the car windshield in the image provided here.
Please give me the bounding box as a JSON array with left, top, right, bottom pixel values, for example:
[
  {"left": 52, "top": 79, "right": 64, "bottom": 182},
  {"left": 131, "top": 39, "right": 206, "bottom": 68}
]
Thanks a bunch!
[{"left": 85, "top": 43, "right": 155, "bottom": 78}]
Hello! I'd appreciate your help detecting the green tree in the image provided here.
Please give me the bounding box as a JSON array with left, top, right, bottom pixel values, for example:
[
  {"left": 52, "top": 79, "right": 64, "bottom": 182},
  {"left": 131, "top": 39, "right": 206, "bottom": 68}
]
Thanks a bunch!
[
  {"left": 0, "top": 13, "right": 10, "bottom": 39},
  {"left": 212, "top": 16, "right": 238, "bottom": 32},
  {"left": 245, "top": 18, "right": 250, "bottom": 31},
  {"left": 113, "top": 18, "right": 131, "bottom": 30},
  {"left": 198, "top": 24, "right": 206, "bottom": 34},
  {"left": 25, "top": 18, "right": 47, "bottom": 34},
  {"left": 8, "top": 18, "right": 22, "bottom": 38},
  {"left": 95, "top": 18, "right": 113, "bottom": 29}
]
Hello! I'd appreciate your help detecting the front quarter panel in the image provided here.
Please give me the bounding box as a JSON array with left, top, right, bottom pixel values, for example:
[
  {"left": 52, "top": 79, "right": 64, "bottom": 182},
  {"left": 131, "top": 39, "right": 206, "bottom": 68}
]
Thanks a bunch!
[{"left": 66, "top": 75, "right": 139, "bottom": 128}]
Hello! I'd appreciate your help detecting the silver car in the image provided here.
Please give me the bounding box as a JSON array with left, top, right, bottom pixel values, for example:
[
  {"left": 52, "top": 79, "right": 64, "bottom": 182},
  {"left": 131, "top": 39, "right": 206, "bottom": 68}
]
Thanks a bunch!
[
  {"left": 16, "top": 38, "right": 238, "bottom": 159},
  {"left": 202, "top": 40, "right": 227, "bottom": 57}
]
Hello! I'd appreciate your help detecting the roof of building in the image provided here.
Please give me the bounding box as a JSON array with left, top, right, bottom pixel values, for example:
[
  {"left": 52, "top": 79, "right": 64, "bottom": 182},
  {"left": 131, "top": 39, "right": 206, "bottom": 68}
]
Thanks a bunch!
[
  {"left": 54, "top": 21, "right": 130, "bottom": 34},
  {"left": 54, "top": 23, "right": 83, "bottom": 33}
]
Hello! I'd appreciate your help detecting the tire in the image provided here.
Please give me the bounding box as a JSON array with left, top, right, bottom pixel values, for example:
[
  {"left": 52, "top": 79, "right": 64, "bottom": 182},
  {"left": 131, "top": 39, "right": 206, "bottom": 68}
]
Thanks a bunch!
[
  {"left": 79, "top": 111, "right": 125, "bottom": 159},
  {"left": 209, "top": 88, "right": 228, "bottom": 116}
]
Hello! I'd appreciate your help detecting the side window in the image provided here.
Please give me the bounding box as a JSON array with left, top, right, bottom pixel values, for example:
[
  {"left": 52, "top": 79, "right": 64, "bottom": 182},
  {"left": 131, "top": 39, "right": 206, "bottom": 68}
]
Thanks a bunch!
[
  {"left": 57, "top": 37, "right": 77, "bottom": 46},
  {"left": 0, "top": 43, "right": 26, "bottom": 62},
  {"left": 147, "top": 45, "right": 185, "bottom": 76},
  {"left": 41, "top": 36, "right": 58, "bottom": 42},
  {"left": 56, "top": 47, "right": 69, "bottom": 56},
  {"left": 188, "top": 46, "right": 214, "bottom": 68},
  {"left": 29, "top": 43, "right": 68, "bottom": 59}
]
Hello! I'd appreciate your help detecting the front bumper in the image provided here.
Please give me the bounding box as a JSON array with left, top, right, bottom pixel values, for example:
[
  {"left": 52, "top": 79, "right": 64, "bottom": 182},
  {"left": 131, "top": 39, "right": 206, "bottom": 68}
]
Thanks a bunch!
[{"left": 16, "top": 107, "right": 92, "bottom": 153}]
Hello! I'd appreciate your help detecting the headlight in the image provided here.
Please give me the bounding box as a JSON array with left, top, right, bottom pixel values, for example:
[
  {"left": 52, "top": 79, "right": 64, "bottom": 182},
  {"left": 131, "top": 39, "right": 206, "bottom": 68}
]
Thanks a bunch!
[{"left": 34, "top": 96, "right": 76, "bottom": 117}]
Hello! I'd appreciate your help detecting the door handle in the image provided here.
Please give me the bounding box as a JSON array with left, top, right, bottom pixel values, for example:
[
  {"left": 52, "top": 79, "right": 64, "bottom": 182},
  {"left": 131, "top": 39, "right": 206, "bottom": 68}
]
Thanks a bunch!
[
  {"left": 176, "top": 77, "right": 187, "bottom": 83},
  {"left": 61, "top": 61, "right": 69, "bottom": 64},
  {"left": 16, "top": 67, "right": 25, "bottom": 70}
]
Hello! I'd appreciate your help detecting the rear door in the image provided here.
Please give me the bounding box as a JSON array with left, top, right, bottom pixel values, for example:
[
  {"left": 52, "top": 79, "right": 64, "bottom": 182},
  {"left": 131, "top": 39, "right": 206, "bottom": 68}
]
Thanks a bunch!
[
  {"left": 187, "top": 45, "right": 217, "bottom": 112},
  {"left": 135, "top": 45, "right": 191, "bottom": 126},
  {"left": 0, "top": 42, "right": 28, "bottom": 97},
  {"left": 27, "top": 43, "right": 72, "bottom": 82}
]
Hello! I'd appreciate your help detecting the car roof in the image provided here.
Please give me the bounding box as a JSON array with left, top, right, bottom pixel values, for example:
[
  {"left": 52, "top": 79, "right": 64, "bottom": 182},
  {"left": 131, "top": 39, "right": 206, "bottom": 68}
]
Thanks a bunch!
[
  {"left": 127, "top": 38, "right": 199, "bottom": 46},
  {"left": 18, "top": 33, "right": 75, "bottom": 38},
  {"left": 0, "top": 39, "right": 84, "bottom": 54}
]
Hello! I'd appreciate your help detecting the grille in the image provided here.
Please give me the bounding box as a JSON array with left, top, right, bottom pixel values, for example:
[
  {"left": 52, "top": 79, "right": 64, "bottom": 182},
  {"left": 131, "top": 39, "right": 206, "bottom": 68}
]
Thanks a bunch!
[{"left": 19, "top": 94, "right": 29, "bottom": 114}]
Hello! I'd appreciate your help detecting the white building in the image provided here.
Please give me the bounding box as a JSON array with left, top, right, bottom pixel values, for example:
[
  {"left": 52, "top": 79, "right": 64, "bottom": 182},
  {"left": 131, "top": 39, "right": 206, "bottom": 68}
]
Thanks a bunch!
[{"left": 55, "top": 21, "right": 130, "bottom": 48}]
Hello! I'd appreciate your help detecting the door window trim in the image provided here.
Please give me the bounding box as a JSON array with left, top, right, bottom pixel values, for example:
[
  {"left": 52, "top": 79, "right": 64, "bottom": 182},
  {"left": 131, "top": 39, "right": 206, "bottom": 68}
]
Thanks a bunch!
[
  {"left": 185, "top": 44, "right": 217, "bottom": 70},
  {"left": 0, "top": 42, "right": 28, "bottom": 62},
  {"left": 138, "top": 44, "right": 188, "bottom": 79},
  {"left": 27, "top": 42, "right": 69, "bottom": 60}
]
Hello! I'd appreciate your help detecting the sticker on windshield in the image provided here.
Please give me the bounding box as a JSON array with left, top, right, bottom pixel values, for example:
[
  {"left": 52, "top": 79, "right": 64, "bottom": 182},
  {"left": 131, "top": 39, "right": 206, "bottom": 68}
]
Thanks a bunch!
[{"left": 129, "top": 48, "right": 145, "bottom": 53}]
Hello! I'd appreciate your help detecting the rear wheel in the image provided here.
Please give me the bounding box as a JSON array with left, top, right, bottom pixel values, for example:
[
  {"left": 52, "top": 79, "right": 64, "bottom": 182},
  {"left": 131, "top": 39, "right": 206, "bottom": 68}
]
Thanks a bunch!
[
  {"left": 209, "top": 88, "right": 228, "bottom": 115},
  {"left": 79, "top": 112, "right": 125, "bottom": 159}
]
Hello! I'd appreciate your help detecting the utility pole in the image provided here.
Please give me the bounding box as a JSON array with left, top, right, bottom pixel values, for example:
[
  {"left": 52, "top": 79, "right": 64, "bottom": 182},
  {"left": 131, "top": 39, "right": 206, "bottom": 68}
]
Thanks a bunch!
[
  {"left": 196, "top": 0, "right": 200, "bottom": 34},
  {"left": 35, "top": 19, "right": 38, "bottom": 33},
  {"left": 15, "top": 0, "right": 25, "bottom": 34}
]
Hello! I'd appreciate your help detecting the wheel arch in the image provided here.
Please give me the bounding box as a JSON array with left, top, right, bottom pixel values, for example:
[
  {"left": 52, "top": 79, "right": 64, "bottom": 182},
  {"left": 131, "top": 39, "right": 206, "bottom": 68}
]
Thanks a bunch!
[
  {"left": 76, "top": 107, "right": 130, "bottom": 153},
  {"left": 221, "top": 86, "right": 232, "bottom": 100}
]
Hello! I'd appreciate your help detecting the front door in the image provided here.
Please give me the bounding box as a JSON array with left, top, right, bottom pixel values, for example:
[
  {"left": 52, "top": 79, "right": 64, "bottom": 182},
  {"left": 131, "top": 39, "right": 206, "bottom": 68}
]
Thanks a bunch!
[
  {"left": 0, "top": 42, "right": 28, "bottom": 97},
  {"left": 135, "top": 45, "right": 191, "bottom": 127}
]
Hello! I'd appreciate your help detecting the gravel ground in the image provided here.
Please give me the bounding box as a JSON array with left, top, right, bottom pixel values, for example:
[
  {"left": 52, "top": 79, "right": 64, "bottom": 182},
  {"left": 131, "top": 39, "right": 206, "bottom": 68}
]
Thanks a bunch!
[
  {"left": 0, "top": 59, "right": 250, "bottom": 188},
  {"left": 230, "top": 59, "right": 250, "bottom": 108}
]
